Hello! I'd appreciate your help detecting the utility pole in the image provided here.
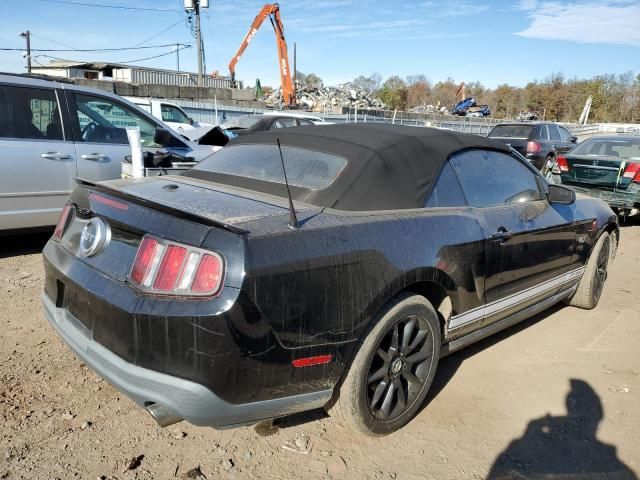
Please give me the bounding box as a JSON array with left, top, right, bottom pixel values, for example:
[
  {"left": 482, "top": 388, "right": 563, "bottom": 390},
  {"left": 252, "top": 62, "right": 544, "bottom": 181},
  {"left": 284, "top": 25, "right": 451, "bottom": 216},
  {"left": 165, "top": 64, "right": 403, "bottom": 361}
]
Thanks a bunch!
[
  {"left": 176, "top": 43, "right": 180, "bottom": 72},
  {"left": 19, "top": 31, "right": 31, "bottom": 73},
  {"left": 293, "top": 42, "right": 297, "bottom": 100},
  {"left": 194, "top": 0, "right": 203, "bottom": 86}
]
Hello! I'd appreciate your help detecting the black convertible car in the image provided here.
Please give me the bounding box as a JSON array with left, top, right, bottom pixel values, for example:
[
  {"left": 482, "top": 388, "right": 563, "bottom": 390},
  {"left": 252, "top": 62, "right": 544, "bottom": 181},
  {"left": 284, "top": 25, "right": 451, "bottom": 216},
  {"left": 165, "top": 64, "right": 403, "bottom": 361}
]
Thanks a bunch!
[{"left": 42, "top": 124, "right": 618, "bottom": 435}]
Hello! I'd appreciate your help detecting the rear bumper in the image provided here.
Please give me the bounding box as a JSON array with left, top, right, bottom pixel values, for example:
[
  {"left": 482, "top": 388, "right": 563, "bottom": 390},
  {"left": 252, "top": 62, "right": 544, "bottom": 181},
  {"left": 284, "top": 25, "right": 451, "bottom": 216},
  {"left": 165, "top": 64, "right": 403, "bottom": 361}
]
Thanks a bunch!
[
  {"left": 568, "top": 185, "right": 640, "bottom": 210},
  {"left": 42, "top": 293, "right": 332, "bottom": 428},
  {"left": 524, "top": 153, "right": 545, "bottom": 171}
]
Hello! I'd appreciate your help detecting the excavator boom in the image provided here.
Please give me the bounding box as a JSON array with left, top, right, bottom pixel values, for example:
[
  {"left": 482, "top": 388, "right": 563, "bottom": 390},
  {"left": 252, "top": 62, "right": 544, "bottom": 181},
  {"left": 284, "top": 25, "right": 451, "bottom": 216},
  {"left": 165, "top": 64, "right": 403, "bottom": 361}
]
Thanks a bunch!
[{"left": 227, "top": 3, "right": 296, "bottom": 107}]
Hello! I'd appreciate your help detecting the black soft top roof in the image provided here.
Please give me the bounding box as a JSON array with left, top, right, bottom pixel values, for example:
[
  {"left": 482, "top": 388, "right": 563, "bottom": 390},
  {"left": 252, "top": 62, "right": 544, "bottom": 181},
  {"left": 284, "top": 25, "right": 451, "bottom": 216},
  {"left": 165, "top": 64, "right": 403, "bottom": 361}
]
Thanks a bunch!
[{"left": 186, "top": 123, "right": 511, "bottom": 211}]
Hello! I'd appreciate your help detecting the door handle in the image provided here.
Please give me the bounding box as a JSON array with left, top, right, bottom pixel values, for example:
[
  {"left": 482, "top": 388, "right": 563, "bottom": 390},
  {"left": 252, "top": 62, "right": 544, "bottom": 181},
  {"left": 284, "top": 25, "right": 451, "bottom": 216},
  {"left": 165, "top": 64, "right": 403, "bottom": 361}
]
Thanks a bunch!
[
  {"left": 41, "top": 152, "right": 72, "bottom": 161},
  {"left": 490, "top": 227, "right": 512, "bottom": 243},
  {"left": 81, "top": 153, "right": 109, "bottom": 161}
]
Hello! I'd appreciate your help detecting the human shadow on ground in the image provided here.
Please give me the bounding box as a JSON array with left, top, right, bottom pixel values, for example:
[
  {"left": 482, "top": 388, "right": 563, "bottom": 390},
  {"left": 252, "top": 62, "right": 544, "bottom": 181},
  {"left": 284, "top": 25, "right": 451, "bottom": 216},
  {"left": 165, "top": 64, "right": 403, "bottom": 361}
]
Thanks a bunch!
[{"left": 486, "top": 379, "right": 637, "bottom": 480}]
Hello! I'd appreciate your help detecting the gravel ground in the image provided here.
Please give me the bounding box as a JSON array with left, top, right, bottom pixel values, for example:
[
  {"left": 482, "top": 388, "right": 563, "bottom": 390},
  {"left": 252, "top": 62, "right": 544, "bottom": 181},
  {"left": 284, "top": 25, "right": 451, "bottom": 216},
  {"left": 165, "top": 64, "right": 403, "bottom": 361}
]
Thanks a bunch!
[{"left": 1, "top": 226, "right": 639, "bottom": 480}]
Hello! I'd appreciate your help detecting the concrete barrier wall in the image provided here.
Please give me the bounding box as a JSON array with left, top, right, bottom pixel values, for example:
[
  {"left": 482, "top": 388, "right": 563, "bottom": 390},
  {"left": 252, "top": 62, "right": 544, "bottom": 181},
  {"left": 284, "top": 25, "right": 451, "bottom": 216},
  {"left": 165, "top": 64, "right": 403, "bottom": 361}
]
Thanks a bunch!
[{"left": 69, "top": 79, "right": 263, "bottom": 108}]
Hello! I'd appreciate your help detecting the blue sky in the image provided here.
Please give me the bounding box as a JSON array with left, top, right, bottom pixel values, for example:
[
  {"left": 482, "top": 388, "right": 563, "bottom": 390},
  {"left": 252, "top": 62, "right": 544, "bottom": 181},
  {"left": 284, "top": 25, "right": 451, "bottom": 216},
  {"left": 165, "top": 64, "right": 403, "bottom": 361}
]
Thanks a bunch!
[{"left": 1, "top": 0, "right": 638, "bottom": 88}]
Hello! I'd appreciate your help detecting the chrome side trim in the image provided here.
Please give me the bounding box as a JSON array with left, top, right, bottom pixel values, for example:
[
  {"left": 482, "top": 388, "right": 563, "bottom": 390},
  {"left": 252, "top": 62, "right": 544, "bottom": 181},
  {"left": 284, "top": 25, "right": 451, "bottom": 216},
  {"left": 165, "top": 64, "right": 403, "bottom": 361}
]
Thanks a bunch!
[
  {"left": 572, "top": 164, "right": 619, "bottom": 171},
  {"left": 449, "top": 267, "right": 585, "bottom": 330},
  {"left": 0, "top": 191, "right": 71, "bottom": 198},
  {"left": 442, "top": 284, "right": 578, "bottom": 357}
]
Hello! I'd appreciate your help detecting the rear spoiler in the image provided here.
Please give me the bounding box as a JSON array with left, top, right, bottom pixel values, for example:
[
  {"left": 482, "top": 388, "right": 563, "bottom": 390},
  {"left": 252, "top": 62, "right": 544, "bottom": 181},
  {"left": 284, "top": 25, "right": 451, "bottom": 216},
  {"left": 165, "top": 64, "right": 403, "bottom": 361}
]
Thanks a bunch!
[{"left": 74, "top": 178, "right": 249, "bottom": 235}]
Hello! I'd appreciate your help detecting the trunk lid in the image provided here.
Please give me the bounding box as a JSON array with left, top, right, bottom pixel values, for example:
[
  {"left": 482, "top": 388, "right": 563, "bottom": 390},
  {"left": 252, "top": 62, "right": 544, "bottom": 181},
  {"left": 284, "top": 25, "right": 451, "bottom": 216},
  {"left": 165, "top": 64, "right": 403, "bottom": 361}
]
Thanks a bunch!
[
  {"left": 60, "top": 176, "right": 296, "bottom": 283},
  {"left": 89, "top": 176, "right": 293, "bottom": 231},
  {"left": 563, "top": 155, "right": 635, "bottom": 189}
]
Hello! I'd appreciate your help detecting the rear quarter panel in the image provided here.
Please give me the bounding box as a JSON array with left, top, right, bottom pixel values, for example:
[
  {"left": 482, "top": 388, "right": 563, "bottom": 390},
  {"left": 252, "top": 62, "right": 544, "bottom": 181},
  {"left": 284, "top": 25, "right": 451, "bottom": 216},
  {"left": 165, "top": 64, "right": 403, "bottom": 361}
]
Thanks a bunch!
[{"left": 241, "top": 207, "right": 486, "bottom": 350}]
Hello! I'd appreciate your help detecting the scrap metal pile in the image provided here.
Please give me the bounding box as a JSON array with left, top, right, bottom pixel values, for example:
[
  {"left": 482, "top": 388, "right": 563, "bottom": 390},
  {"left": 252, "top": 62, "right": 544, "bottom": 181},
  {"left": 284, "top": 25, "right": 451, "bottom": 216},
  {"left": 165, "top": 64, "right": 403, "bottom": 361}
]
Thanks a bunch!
[
  {"left": 516, "top": 110, "right": 539, "bottom": 121},
  {"left": 408, "top": 104, "right": 450, "bottom": 115},
  {"left": 264, "top": 82, "right": 386, "bottom": 112}
]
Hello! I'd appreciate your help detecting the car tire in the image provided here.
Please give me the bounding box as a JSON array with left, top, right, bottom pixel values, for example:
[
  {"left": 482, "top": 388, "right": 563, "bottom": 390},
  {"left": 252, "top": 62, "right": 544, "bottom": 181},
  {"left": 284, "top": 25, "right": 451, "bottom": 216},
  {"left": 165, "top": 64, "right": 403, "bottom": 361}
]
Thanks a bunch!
[
  {"left": 566, "top": 232, "right": 610, "bottom": 309},
  {"left": 327, "top": 293, "right": 441, "bottom": 436}
]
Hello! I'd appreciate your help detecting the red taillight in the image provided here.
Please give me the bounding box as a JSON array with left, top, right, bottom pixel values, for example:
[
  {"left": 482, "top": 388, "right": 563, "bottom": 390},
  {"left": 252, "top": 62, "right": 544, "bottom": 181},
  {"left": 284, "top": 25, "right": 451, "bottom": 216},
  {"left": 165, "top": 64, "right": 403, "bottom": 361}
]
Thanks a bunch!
[
  {"left": 623, "top": 163, "right": 640, "bottom": 183},
  {"left": 129, "top": 235, "right": 224, "bottom": 296},
  {"left": 557, "top": 155, "right": 569, "bottom": 173},
  {"left": 130, "top": 237, "right": 160, "bottom": 285},
  {"left": 153, "top": 245, "right": 187, "bottom": 291},
  {"left": 89, "top": 192, "right": 128, "bottom": 211},
  {"left": 526, "top": 141, "right": 542, "bottom": 154},
  {"left": 191, "top": 254, "right": 223, "bottom": 294},
  {"left": 291, "top": 355, "right": 333, "bottom": 368},
  {"left": 53, "top": 204, "right": 72, "bottom": 240}
]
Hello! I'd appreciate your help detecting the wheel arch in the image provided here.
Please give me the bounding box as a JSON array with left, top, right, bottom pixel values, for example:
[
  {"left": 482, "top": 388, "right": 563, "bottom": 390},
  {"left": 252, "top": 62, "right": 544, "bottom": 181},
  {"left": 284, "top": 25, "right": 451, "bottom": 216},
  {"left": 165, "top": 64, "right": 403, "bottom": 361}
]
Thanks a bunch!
[
  {"left": 338, "top": 268, "right": 455, "bottom": 380},
  {"left": 602, "top": 220, "right": 619, "bottom": 260}
]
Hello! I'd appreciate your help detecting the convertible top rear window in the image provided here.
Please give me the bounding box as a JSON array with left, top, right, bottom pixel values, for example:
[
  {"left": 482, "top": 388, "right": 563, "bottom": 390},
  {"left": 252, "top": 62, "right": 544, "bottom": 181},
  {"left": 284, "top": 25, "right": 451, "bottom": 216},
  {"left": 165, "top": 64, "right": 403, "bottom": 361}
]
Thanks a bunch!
[{"left": 191, "top": 144, "right": 347, "bottom": 190}]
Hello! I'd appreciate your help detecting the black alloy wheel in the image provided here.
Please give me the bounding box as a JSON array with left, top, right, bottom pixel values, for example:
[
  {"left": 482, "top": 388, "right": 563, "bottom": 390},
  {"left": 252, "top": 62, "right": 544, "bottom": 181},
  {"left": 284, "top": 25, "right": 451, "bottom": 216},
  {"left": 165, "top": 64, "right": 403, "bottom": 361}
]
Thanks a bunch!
[
  {"left": 366, "top": 316, "right": 434, "bottom": 421},
  {"left": 566, "top": 232, "right": 610, "bottom": 310},
  {"left": 328, "top": 294, "right": 441, "bottom": 435}
]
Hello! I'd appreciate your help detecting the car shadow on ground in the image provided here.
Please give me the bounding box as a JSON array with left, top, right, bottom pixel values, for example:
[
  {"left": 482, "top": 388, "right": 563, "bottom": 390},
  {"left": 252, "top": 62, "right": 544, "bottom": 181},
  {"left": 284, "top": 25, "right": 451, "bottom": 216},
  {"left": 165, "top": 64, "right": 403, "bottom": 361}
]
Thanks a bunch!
[
  {"left": 0, "top": 231, "right": 51, "bottom": 260},
  {"left": 422, "top": 303, "right": 565, "bottom": 410},
  {"left": 486, "top": 378, "right": 637, "bottom": 479}
]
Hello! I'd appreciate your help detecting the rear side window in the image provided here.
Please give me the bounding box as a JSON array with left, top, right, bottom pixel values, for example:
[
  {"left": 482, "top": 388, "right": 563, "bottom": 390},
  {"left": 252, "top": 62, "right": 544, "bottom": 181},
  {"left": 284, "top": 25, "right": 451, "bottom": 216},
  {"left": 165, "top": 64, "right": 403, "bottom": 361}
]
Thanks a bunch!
[
  {"left": 426, "top": 161, "right": 467, "bottom": 207},
  {"left": 192, "top": 144, "right": 347, "bottom": 190},
  {"left": 548, "top": 125, "right": 562, "bottom": 141},
  {"left": 451, "top": 150, "right": 544, "bottom": 208},
  {"left": 0, "top": 86, "right": 64, "bottom": 141},
  {"left": 559, "top": 127, "right": 573, "bottom": 142},
  {"left": 489, "top": 125, "right": 533, "bottom": 138},
  {"left": 539, "top": 125, "right": 550, "bottom": 140}
]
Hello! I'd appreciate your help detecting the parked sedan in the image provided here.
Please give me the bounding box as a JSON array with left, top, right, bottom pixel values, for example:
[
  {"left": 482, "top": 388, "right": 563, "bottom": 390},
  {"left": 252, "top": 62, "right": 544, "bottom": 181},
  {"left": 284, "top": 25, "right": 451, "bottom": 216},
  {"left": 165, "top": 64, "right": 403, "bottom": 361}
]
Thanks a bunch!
[
  {"left": 488, "top": 122, "right": 577, "bottom": 173},
  {"left": 42, "top": 124, "right": 617, "bottom": 436},
  {"left": 221, "top": 113, "right": 325, "bottom": 135},
  {"left": 0, "top": 73, "right": 212, "bottom": 233},
  {"left": 554, "top": 136, "right": 640, "bottom": 217}
]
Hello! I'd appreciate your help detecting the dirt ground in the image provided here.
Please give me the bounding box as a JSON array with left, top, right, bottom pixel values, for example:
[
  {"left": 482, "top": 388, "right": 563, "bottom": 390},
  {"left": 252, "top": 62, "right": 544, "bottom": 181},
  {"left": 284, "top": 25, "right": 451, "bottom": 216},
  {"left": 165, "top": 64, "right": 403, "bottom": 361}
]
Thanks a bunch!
[{"left": 1, "top": 225, "right": 639, "bottom": 480}]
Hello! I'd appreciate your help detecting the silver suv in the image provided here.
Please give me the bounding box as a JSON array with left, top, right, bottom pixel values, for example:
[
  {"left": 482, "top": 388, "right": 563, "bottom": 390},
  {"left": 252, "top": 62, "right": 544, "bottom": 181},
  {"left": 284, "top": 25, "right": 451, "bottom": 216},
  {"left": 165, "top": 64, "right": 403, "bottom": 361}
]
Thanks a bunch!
[{"left": 0, "top": 73, "right": 213, "bottom": 233}]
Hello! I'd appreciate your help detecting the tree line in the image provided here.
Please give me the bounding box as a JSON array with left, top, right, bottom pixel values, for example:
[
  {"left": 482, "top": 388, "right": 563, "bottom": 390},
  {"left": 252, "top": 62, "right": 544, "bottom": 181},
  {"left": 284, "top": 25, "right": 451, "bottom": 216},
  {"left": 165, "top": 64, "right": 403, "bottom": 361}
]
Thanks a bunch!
[{"left": 303, "top": 71, "right": 639, "bottom": 123}]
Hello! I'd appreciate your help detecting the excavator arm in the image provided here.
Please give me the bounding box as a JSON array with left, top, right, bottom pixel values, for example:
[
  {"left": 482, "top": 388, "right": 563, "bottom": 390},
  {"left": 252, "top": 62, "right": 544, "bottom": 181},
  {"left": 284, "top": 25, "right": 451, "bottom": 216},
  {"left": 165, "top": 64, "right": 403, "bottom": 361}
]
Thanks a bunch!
[{"left": 227, "top": 3, "right": 296, "bottom": 107}]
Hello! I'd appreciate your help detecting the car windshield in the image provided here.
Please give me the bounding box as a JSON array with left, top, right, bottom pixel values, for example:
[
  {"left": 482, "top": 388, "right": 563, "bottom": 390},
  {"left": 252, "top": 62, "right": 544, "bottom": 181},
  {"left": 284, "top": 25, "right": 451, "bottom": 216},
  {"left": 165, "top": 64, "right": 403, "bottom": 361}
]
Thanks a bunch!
[
  {"left": 161, "top": 104, "right": 190, "bottom": 124},
  {"left": 190, "top": 144, "right": 347, "bottom": 190},
  {"left": 571, "top": 138, "right": 640, "bottom": 160},
  {"left": 489, "top": 125, "right": 533, "bottom": 138}
]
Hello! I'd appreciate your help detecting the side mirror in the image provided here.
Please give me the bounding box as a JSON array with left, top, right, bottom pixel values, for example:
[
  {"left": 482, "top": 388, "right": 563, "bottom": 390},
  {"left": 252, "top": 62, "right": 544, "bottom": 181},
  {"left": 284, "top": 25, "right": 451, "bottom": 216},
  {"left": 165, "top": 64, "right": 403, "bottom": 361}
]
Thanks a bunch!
[
  {"left": 188, "top": 117, "right": 195, "bottom": 125},
  {"left": 548, "top": 184, "right": 575, "bottom": 205},
  {"left": 153, "top": 127, "right": 173, "bottom": 147},
  {"left": 571, "top": 136, "right": 578, "bottom": 143}
]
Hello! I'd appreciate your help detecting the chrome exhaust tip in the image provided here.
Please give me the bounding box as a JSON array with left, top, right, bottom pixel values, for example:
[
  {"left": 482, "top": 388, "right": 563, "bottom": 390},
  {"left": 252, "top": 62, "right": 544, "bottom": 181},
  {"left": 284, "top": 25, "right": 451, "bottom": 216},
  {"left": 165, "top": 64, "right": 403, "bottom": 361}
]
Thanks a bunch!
[{"left": 146, "top": 403, "right": 183, "bottom": 428}]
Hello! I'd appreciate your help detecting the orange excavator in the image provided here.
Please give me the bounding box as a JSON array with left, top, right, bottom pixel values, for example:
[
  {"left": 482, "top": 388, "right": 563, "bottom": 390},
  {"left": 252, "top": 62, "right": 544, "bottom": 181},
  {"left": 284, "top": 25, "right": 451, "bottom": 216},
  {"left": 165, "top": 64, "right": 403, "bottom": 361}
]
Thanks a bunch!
[{"left": 227, "top": 3, "right": 296, "bottom": 107}]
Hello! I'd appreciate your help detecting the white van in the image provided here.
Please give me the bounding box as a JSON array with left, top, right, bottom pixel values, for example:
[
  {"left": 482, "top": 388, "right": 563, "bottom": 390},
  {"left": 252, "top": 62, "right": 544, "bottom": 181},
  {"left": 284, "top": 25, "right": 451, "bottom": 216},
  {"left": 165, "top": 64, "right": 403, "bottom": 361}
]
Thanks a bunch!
[{"left": 124, "top": 98, "right": 211, "bottom": 133}]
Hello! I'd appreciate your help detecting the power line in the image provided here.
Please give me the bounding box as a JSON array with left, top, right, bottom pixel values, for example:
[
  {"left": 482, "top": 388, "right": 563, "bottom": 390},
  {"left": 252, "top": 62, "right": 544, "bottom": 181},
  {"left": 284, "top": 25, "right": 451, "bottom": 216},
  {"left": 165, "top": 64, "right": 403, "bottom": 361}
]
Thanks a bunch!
[
  {"left": 119, "top": 45, "right": 192, "bottom": 64},
  {"left": 39, "top": 45, "right": 192, "bottom": 65},
  {"left": 132, "top": 18, "right": 188, "bottom": 47},
  {"left": 0, "top": 43, "right": 192, "bottom": 52},
  {"left": 38, "top": 0, "right": 181, "bottom": 12},
  {"left": 30, "top": 33, "right": 76, "bottom": 50}
]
